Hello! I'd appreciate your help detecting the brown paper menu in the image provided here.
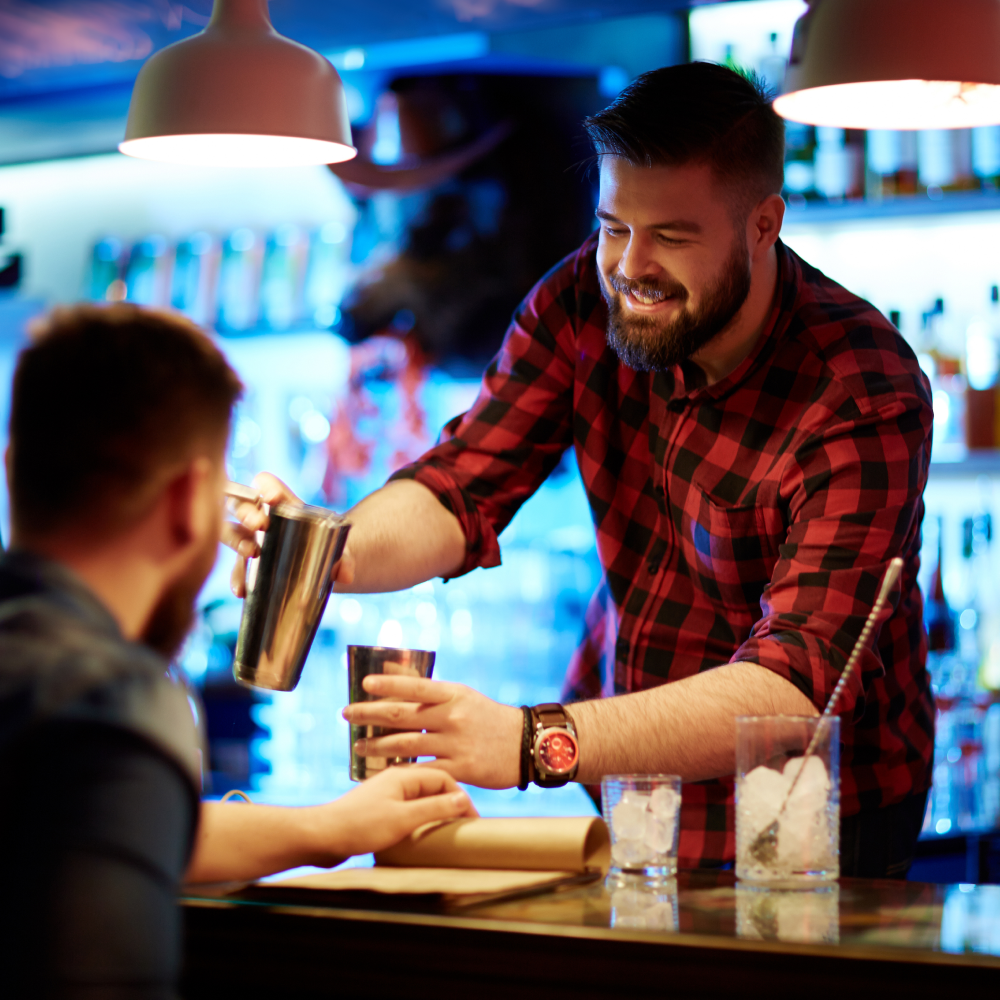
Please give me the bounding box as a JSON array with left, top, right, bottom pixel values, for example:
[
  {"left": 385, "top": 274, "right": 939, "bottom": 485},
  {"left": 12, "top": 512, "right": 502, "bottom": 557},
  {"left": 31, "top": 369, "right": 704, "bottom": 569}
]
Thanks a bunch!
[
  {"left": 377, "top": 816, "right": 610, "bottom": 872},
  {"left": 263, "top": 816, "right": 610, "bottom": 907}
]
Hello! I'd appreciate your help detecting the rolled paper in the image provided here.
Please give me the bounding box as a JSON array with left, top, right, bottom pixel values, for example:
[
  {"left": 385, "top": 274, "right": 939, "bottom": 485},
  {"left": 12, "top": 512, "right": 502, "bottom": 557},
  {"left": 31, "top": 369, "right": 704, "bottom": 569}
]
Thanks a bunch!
[{"left": 374, "top": 816, "right": 610, "bottom": 874}]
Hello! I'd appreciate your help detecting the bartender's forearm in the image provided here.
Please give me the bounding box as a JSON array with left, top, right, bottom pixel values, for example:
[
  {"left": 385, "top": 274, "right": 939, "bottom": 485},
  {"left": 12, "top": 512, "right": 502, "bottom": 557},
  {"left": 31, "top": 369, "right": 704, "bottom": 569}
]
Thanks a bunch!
[
  {"left": 335, "top": 480, "right": 467, "bottom": 593},
  {"left": 568, "top": 662, "right": 817, "bottom": 784}
]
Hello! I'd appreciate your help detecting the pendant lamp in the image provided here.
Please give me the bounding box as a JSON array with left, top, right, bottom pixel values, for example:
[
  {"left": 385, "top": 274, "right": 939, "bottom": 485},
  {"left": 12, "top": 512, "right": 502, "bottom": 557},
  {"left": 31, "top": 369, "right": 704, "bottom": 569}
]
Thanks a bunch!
[
  {"left": 119, "top": 0, "right": 356, "bottom": 167},
  {"left": 774, "top": 0, "right": 1000, "bottom": 130}
]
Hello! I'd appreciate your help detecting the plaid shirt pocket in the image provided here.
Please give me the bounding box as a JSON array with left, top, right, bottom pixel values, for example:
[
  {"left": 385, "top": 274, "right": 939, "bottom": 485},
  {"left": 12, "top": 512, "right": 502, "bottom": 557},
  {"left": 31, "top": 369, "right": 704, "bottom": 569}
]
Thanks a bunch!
[{"left": 687, "top": 491, "right": 785, "bottom": 633}]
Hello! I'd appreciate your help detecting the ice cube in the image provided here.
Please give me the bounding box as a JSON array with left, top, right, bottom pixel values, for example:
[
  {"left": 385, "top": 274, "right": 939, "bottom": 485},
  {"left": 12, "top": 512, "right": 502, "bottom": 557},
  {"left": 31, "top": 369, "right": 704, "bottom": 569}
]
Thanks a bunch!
[
  {"left": 612, "top": 838, "right": 649, "bottom": 868},
  {"left": 784, "top": 756, "right": 829, "bottom": 807},
  {"left": 621, "top": 790, "right": 652, "bottom": 810},
  {"left": 778, "top": 756, "right": 834, "bottom": 871},
  {"left": 650, "top": 786, "right": 680, "bottom": 818},
  {"left": 643, "top": 815, "right": 675, "bottom": 855},
  {"left": 738, "top": 765, "right": 790, "bottom": 832},
  {"left": 612, "top": 799, "right": 648, "bottom": 840}
]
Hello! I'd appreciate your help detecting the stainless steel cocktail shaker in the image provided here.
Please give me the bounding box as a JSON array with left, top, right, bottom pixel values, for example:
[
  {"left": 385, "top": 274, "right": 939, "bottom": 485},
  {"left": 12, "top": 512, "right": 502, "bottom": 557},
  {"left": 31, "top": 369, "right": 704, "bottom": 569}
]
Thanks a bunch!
[
  {"left": 232, "top": 500, "right": 350, "bottom": 691},
  {"left": 348, "top": 645, "right": 435, "bottom": 780}
]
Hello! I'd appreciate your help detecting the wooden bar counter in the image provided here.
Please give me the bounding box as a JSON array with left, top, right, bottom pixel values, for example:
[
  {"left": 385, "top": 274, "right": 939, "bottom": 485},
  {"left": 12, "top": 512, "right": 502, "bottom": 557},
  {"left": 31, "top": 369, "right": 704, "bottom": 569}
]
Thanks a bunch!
[{"left": 181, "top": 870, "right": 1000, "bottom": 999}]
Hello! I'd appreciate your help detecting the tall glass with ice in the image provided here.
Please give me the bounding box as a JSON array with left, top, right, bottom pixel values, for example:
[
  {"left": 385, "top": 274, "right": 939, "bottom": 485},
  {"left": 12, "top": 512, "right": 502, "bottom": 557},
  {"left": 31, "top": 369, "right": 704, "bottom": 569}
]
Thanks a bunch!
[
  {"left": 736, "top": 715, "right": 839, "bottom": 886},
  {"left": 602, "top": 774, "right": 681, "bottom": 886}
]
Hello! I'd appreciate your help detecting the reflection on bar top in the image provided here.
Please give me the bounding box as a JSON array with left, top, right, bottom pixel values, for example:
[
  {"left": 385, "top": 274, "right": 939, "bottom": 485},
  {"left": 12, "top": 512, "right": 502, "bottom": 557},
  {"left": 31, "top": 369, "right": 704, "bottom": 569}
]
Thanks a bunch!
[{"left": 186, "top": 870, "right": 1000, "bottom": 962}]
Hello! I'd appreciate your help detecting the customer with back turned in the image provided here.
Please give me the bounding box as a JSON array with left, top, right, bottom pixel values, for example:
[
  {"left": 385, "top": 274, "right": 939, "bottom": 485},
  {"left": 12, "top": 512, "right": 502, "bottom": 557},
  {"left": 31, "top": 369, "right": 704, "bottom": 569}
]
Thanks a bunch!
[
  {"left": 231, "top": 63, "right": 935, "bottom": 879},
  {"left": 0, "top": 304, "right": 474, "bottom": 999}
]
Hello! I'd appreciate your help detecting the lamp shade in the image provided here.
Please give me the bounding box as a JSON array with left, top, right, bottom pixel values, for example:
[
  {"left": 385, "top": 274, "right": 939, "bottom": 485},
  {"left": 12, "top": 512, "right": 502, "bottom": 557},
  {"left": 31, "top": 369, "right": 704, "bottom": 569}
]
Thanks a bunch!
[
  {"left": 774, "top": 0, "right": 1000, "bottom": 130},
  {"left": 119, "top": 0, "right": 356, "bottom": 167}
]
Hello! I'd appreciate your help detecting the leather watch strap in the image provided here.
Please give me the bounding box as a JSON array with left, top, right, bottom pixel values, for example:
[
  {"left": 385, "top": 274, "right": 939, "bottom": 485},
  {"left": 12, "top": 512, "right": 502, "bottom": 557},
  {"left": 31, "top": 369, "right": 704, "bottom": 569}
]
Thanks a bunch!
[
  {"left": 518, "top": 705, "right": 532, "bottom": 791},
  {"left": 530, "top": 702, "right": 578, "bottom": 787},
  {"left": 534, "top": 703, "right": 571, "bottom": 729}
]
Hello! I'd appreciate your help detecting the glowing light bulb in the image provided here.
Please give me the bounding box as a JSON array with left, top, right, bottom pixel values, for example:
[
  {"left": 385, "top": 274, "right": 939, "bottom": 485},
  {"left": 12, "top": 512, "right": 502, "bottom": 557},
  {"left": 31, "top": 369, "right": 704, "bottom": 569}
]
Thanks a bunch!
[
  {"left": 119, "top": 134, "right": 355, "bottom": 168},
  {"left": 775, "top": 80, "right": 1000, "bottom": 131}
]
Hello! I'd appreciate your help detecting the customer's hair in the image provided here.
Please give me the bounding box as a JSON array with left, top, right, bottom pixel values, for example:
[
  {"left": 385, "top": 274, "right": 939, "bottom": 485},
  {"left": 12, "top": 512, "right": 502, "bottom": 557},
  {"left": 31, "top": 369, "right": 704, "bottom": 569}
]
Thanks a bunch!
[
  {"left": 583, "top": 62, "right": 785, "bottom": 219},
  {"left": 9, "top": 304, "right": 242, "bottom": 539}
]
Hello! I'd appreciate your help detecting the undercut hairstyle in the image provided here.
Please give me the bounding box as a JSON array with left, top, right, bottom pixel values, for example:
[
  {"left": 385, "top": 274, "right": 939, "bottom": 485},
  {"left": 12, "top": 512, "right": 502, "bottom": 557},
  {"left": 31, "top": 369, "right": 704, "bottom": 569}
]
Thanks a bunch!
[
  {"left": 583, "top": 62, "right": 786, "bottom": 219},
  {"left": 9, "top": 304, "right": 242, "bottom": 539}
]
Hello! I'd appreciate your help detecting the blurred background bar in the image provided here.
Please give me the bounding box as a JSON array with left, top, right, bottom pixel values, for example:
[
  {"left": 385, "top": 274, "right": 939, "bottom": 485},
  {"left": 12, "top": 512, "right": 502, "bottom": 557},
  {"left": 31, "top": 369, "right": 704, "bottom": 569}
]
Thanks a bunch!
[{"left": 1, "top": 0, "right": 999, "bottom": 873}]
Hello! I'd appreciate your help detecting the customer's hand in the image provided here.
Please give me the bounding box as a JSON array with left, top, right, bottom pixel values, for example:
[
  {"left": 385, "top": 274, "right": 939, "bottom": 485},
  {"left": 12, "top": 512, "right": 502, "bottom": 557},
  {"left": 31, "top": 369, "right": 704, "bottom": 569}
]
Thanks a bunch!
[
  {"left": 324, "top": 766, "right": 478, "bottom": 858},
  {"left": 221, "top": 471, "right": 355, "bottom": 596},
  {"left": 188, "top": 766, "right": 476, "bottom": 882},
  {"left": 342, "top": 676, "right": 523, "bottom": 789}
]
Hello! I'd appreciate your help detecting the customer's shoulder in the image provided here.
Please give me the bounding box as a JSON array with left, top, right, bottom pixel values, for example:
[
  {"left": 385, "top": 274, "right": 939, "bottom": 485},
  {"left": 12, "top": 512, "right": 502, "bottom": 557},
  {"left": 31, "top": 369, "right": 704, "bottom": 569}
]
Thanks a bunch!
[
  {"left": 0, "top": 596, "right": 199, "bottom": 783},
  {"left": 783, "top": 246, "right": 931, "bottom": 412}
]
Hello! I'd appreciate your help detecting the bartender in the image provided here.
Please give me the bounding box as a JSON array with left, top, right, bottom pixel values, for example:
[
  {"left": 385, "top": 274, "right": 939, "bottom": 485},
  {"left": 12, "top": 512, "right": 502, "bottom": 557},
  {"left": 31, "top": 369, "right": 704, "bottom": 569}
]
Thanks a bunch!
[{"left": 232, "top": 62, "right": 934, "bottom": 877}]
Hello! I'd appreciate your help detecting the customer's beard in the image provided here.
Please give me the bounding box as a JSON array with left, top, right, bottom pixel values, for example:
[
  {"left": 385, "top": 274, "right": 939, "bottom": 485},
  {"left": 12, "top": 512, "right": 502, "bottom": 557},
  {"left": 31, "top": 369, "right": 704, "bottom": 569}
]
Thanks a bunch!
[
  {"left": 142, "top": 538, "right": 217, "bottom": 660},
  {"left": 600, "top": 237, "right": 752, "bottom": 372}
]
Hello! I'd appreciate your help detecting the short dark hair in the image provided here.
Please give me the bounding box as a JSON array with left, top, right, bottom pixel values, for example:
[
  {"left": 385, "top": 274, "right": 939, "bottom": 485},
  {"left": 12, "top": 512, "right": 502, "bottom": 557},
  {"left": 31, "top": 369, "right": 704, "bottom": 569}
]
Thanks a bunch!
[
  {"left": 583, "top": 62, "right": 785, "bottom": 216},
  {"left": 9, "top": 304, "right": 242, "bottom": 539}
]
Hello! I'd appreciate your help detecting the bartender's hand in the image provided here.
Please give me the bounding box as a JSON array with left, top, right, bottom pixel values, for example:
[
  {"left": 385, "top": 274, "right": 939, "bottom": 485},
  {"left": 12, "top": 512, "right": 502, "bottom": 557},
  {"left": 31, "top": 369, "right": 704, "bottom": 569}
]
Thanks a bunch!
[
  {"left": 342, "top": 676, "right": 523, "bottom": 789},
  {"left": 222, "top": 471, "right": 356, "bottom": 597}
]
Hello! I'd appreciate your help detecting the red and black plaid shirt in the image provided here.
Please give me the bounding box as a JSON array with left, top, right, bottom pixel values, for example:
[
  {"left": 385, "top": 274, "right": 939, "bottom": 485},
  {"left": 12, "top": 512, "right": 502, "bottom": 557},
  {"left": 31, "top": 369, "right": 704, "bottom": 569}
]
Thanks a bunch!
[{"left": 392, "top": 234, "right": 935, "bottom": 867}]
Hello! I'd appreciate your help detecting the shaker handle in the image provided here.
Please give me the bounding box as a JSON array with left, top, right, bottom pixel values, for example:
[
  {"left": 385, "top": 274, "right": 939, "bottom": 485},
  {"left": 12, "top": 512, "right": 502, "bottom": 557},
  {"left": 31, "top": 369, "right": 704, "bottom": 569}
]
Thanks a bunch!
[{"left": 225, "top": 481, "right": 263, "bottom": 506}]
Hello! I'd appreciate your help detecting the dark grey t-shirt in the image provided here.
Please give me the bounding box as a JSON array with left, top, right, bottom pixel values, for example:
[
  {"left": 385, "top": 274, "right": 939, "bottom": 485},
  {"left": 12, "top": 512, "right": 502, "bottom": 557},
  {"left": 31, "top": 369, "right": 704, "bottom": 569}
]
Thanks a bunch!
[{"left": 0, "top": 551, "right": 200, "bottom": 999}]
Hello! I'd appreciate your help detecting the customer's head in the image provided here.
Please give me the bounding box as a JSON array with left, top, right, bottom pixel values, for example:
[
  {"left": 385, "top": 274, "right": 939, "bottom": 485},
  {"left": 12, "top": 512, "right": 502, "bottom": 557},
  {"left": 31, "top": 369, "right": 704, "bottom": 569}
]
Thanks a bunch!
[
  {"left": 7, "top": 303, "right": 242, "bottom": 654},
  {"left": 584, "top": 62, "right": 786, "bottom": 371}
]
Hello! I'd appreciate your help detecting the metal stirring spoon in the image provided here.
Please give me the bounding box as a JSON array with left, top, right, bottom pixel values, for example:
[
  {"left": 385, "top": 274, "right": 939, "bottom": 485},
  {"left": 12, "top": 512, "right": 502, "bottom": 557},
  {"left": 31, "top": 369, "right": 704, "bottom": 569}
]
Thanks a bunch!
[{"left": 747, "top": 557, "right": 905, "bottom": 867}]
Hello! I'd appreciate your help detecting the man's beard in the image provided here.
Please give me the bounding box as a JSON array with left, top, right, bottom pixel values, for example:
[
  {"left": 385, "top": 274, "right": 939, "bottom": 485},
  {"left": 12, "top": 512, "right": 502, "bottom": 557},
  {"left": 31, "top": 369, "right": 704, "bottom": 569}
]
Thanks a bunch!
[
  {"left": 600, "top": 237, "right": 752, "bottom": 372},
  {"left": 142, "top": 537, "right": 217, "bottom": 660}
]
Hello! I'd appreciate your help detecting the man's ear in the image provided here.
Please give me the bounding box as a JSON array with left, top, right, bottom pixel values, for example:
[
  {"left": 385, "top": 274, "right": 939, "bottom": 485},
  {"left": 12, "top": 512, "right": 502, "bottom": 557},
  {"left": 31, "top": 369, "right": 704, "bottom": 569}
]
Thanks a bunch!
[
  {"left": 750, "top": 194, "right": 785, "bottom": 259},
  {"left": 164, "top": 457, "right": 214, "bottom": 550}
]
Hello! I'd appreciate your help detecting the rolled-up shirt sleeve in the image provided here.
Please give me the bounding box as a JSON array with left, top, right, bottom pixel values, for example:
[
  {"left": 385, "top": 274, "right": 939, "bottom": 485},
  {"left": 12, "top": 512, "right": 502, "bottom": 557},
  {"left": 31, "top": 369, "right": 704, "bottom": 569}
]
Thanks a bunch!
[
  {"left": 390, "top": 259, "right": 579, "bottom": 577},
  {"left": 732, "top": 386, "right": 932, "bottom": 719}
]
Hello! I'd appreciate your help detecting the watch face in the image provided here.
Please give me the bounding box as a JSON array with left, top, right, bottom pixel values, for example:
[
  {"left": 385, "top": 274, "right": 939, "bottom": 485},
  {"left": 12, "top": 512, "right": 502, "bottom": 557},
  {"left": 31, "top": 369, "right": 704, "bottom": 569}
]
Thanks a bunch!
[{"left": 537, "top": 728, "right": 579, "bottom": 775}]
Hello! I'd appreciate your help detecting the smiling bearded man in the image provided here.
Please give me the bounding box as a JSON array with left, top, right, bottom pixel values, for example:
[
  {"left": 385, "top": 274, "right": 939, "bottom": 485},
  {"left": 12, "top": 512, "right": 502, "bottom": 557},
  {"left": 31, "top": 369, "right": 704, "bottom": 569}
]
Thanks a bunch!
[
  {"left": 601, "top": 230, "right": 752, "bottom": 373},
  {"left": 231, "top": 62, "right": 935, "bottom": 880}
]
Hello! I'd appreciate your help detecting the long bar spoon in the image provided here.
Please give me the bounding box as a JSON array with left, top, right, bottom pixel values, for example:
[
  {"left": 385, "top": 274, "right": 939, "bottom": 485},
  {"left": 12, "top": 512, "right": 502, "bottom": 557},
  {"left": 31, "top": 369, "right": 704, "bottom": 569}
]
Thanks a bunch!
[{"left": 747, "top": 556, "right": 905, "bottom": 866}]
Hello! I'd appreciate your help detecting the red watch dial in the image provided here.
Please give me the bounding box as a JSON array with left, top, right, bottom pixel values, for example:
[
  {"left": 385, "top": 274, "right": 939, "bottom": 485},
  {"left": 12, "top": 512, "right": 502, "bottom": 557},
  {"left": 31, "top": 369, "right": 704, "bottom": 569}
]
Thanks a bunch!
[{"left": 537, "top": 728, "right": 579, "bottom": 774}]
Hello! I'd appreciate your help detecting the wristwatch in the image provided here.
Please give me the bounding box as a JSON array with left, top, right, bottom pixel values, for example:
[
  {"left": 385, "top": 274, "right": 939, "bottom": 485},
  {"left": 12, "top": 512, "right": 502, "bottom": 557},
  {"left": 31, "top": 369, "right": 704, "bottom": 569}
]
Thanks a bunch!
[{"left": 529, "top": 703, "right": 580, "bottom": 787}]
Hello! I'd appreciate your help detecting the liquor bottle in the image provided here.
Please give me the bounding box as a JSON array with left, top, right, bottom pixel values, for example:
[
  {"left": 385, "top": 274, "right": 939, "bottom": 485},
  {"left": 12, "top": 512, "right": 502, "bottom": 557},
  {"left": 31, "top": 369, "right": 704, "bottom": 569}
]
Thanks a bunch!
[
  {"left": 920, "top": 299, "right": 967, "bottom": 454},
  {"left": 918, "top": 129, "right": 976, "bottom": 197},
  {"left": 926, "top": 517, "right": 956, "bottom": 654},
  {"left": 972, "top": 126, "right": 1000, "bottom": 190},
  {"left": 217, "top": 228, "right": 262, "bottom": 333},
  {"left": 866, "top": 129, "right": 902, "bottom": 200},
  {"left": 978, "top": 511, "right": 1000, "bottom": 691},
  {"left": 260, "top": 224, "right": 308, "bottom": 332},
  {"left": 814, "top": 127, "right": 864, "bottom": 201},
  {"left": 305, "top": 221, "right": 351, "bottom": 330},
  {"left": 759, "top": 31, "right": 787, "bottom": 95},
  {"left": 965, "top": 287, "right": 1000, "bottom": 448},
  {"left": 124, "top": 235, "right": 169, "bottom": 307},
  {"left": 88, "top": 237, "right": 125, "bottom": 302},
  {"left": 865, "top": 131, "right": 919, "bottom": 199},
  {"left": 171, "top": 232, "right": 218, "bottom": 328},
  {"left": 783, "top": 121, "right": 816, "bottom": 202}
]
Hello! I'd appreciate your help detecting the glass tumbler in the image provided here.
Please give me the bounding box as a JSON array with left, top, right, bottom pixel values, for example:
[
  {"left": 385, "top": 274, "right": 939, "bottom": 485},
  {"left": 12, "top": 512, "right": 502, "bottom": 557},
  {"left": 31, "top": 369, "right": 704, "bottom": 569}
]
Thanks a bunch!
[
  {"left": 602, "top": 774, "right": 681, "bottom": 886},
  {"left": 736, "top": 715, "right": 840, "bottom": 886}
]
